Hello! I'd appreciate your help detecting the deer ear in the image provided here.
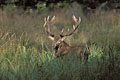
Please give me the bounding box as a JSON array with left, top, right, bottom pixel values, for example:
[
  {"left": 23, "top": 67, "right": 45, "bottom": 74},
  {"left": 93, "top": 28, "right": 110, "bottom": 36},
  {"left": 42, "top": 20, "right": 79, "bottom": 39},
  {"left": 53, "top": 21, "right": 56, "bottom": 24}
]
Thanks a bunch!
[{"left": 48, "top": 36, "right": 54, "bottom": 40}]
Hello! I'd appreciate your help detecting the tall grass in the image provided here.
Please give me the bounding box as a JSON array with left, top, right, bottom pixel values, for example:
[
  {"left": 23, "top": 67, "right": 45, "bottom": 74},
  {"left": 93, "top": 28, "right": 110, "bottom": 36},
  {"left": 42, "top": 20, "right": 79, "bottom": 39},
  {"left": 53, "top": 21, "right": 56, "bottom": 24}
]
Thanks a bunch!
[
  {"left": 0, "top": 32, "right": 120, "bottom": 80},
  {"left": 0, "top": 3, "right": 120, "bottom": 80}
]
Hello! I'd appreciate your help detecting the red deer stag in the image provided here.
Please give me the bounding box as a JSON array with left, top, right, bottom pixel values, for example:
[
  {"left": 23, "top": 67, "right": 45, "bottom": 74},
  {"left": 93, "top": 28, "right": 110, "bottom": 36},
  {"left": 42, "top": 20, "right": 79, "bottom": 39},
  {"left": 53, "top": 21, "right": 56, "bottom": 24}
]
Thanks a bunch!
[{"left": 43, "top": 15, "right": 90, "bottom": 61}]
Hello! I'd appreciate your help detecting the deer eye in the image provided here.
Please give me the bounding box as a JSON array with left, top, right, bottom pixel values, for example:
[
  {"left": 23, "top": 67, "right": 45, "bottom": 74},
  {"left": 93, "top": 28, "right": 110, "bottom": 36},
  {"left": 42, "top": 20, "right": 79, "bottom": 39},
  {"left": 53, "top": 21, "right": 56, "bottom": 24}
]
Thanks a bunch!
[{"left": 55, "top": 45, "right": 59, "bottom": 50}]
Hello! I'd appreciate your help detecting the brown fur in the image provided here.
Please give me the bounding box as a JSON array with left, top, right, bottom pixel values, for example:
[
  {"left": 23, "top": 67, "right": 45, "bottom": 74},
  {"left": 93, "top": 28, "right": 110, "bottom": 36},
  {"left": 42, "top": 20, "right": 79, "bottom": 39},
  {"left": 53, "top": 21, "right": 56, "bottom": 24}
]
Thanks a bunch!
[
  {"left": 44, "top": 16, "right": 90, "bottom": 61},
  {"left": 53, "top": 37, "right": 89, "bottom": 61}
]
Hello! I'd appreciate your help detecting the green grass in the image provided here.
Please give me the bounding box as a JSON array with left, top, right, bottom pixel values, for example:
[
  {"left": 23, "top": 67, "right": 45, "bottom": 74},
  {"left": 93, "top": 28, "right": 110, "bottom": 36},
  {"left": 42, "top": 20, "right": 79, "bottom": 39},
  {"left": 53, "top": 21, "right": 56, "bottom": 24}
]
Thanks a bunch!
[
  {"left": 0, "top": 32, "right": 120, "bottom": 80},
  {"left": 0, "top": 6, "right": 120, "bottom": 80}
]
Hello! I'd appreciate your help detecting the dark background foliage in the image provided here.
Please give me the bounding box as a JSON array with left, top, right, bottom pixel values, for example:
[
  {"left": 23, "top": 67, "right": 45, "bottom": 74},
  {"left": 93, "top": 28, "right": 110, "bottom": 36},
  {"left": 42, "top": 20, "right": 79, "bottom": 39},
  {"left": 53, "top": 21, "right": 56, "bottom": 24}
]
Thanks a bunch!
[{"left": 0, "top": 0, "right": 120, "bottom": 10}]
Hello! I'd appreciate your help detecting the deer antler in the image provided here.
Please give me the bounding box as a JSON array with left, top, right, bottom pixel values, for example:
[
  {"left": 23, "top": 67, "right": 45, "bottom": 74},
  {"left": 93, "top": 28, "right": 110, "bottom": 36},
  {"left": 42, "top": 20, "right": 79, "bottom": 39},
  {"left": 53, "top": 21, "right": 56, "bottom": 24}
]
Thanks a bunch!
[
  {"left": 43, "top": 16, "right": 55, "bottom": 40},
  {"left": 60, "top": 15, "right": 81, "bottom": 38}
]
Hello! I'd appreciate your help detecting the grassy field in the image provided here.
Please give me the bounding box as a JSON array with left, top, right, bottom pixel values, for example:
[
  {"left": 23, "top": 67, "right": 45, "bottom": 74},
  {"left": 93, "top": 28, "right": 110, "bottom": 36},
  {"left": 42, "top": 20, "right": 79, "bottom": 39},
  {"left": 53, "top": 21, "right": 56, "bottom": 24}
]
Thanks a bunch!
[{"left": 0, "top": 4, "right": 120, "bottom": 80}]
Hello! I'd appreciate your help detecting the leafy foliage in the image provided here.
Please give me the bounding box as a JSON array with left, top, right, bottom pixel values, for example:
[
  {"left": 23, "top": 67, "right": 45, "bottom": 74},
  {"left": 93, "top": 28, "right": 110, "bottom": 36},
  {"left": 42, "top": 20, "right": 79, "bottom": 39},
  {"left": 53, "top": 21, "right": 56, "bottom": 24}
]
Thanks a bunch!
[{"left": 0, "top": 0, "right": 120, "bottom": 11}]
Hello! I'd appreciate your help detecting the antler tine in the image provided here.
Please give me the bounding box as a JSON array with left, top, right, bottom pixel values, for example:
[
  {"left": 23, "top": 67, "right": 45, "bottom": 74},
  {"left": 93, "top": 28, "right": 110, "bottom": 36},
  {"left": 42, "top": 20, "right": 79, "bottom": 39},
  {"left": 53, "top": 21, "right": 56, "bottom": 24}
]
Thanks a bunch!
[
  {"left": 51, "top": 16, "right": 55, "bottom": 22},
  {"left": 73, "top": 15, "right": 77, "bottom": 22},
  {"left": 60, "top": 28, "right": 64, "bottom": 34},
  {"left": 60, "top": 15, "right": 81, "bottom": 37},
  {"left": 47, "top": 16, "right": 50, "bottom": 21},
  {"left": 67, "top": 28, "right": 70, "bottom": 32},
  {"left": 43, "top": 16, "right": 55, "bottom": 39}
]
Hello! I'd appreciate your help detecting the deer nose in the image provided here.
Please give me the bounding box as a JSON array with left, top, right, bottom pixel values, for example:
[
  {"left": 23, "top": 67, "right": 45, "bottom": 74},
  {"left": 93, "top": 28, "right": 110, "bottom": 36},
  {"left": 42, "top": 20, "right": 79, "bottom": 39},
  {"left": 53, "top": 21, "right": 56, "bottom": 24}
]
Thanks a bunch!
[
  {"left": 55, "top": 53, "right": 65, "bottom": 58},
  {"left": 55, "top": 53, "right": 63, "bottom": 58},
  {"left": 55, "top": 53, "right": 59, "bottom": 57}
]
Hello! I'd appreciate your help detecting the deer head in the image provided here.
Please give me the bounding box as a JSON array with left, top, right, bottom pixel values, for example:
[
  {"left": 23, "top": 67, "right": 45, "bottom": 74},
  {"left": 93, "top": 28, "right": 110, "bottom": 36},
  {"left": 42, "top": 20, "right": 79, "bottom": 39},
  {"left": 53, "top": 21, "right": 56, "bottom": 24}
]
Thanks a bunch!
[{"left": 44, "top": 15, "right": 82, "bottom": 57}]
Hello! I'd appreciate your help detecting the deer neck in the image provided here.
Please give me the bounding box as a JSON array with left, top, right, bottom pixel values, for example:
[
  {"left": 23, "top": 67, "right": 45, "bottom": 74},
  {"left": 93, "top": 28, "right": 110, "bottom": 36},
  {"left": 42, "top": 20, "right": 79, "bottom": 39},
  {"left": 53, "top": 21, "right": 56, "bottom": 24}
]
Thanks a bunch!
[{"left": 62, "top": 41, "right": 70, "bottom": 48}]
